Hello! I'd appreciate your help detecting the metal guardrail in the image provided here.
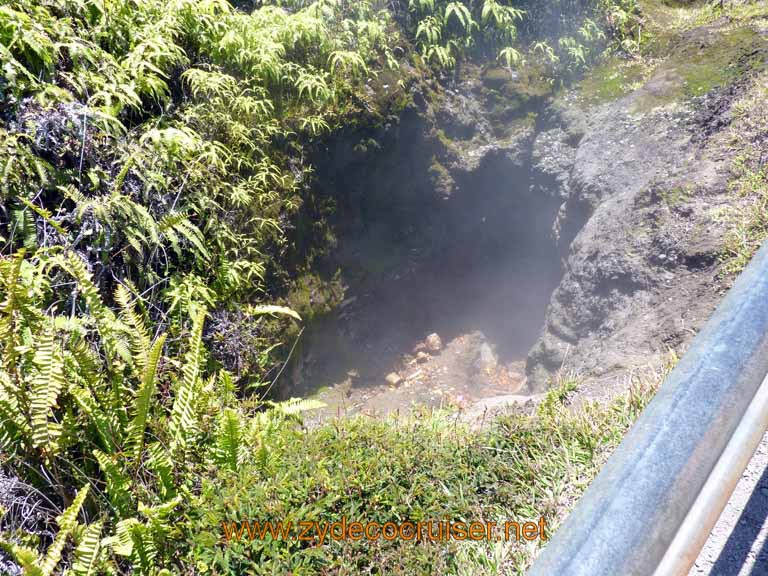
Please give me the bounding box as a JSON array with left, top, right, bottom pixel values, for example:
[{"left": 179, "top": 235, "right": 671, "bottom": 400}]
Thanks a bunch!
[{"left": 528, "top": 241, "right": 768, "bottom": 576}]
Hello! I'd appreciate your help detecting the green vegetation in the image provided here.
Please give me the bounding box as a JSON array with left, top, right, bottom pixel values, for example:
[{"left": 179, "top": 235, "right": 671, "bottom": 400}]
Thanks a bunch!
[
  {"left": 186, "top": 381, "right": 656, "bottom": 575},
  {"left": 567, "top": 0, "right": 768, "bottom": 110},
  {"left": 661, "top": 185, "right": 694, "bottom": 207},
  {"left": 576, "top": 56, "right": 650, "bottom": 103},
  {"left": 722, "top": 75, "right": 768, "bottom": 275},
  {"left": 0, "top": 0, "right": 414, "bottom": 390},
  {"left": 0, "top": 248, "right": 323, "bottom": 574},
  {"left": 632, "top": 25, "right": 765, "bottom": 112}
]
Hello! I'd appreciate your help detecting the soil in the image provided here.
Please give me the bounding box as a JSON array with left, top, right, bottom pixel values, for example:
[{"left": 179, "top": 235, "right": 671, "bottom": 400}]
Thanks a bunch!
[{"left": 305, "top": 331, "right": 528, "bottom": 423}]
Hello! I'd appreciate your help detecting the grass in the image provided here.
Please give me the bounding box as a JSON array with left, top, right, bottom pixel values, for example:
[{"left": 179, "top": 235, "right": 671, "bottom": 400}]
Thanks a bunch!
[
  {"left": 721, "top": 74, "right": 768, "bottom": 275},
  {"left": 184, "top": 378, "right": 658, "bottom": 575}
]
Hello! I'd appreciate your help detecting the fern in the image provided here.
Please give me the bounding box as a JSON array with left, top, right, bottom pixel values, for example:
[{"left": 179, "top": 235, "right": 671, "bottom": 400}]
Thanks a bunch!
[
  {"left": 498, "top": 46, "right": 523, "bottom": 68},
  {"left": 67, "top": 380, "right": 117, "bottom": 453},
  {"left": 70, "top": 521, "right": 103, "bottom": 576},
  {"left": 29, "top": 328, "right": 66, "bottom": 454},
  {"left": 215, "top": 407, "right": 243, "bottom": 471},
  {"left": 269, "top": 397, "right": 327, "bottom": 416},
  {"left": 16, "top": 196, "right": 68, "bottom": 237},
  {"left": 168, "top": 308, "right": 206, "bottom": 455},
  {"left": 115, "top": 284, "right": 151, "bottom": 373},
  {"left": 93, "top": 449, "right": 134, "bottom": 516},
  {"left": 146, "top": 442, "right": 175, "bottom": 499},
  {"left": 126, "top": 334, "right": 166, "bottom": 461},
  {"left": 328, "top": 50, "right": 368, "bottom": 78},
  {"left": 247, "top": 304, "right": 302, "bottom": 321},
  {"left": 444, "top": 2, "right": 475, "bottom": 33},
  {"left": 39, "top": 485, "right": 90, "bottom": 576},
  {"left": 0, "top": 369, "right": 28, "bottom": 452}
]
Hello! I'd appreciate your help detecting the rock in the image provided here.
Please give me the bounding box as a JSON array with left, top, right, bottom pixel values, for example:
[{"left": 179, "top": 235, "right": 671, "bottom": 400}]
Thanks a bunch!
[
  {"left": 416, "top": 351, "right": 430, "bottom": 364},
  {"left": 523, "top": 38, "right": 747, "bottom": 394},
  {"left": 385, "top": 372, "right": 402, "bottom": 386},
  {"left": 406, "top": 369, "right": 423, "bottom": 381},
  {"left": 425, "top": 333, "right": 442, "bottom": 353},
  {"left": 474, "top": 342, "right": 498, "bottom": 372},
  {"left": 340, "top": 296, "right": 357, "bottom": 309}
]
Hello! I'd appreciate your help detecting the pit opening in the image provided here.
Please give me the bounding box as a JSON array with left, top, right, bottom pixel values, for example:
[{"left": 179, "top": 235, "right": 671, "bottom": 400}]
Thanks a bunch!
[{"left": 285, "top": 130, "right": 567, "bottom": 416}]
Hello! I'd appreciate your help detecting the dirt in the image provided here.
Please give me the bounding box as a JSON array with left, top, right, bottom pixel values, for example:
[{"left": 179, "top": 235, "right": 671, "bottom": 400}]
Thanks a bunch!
[
  {"left": 291, "top": 247, "right": 558, "bottom": 422},
  {"left": 305, "top": 331, "right": 528, "bottom": 423}
]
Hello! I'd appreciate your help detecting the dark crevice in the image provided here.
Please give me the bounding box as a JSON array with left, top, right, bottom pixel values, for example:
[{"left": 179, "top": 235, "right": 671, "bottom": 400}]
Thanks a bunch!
[{"left": 280, "top": 119, "right": 576, "bottom": 402}]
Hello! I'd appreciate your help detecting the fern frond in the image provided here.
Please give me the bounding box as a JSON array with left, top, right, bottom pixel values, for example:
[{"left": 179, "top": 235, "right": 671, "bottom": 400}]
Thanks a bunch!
[
  {"left": 246, "top": 304, "right": 301, "bottom": 322},
  {"left": 103, "top": 517, "right": 139, "bottom": 557},
  {"left": 126, "top": 334, "right": 166, "bottom": 461},
  {"left": 114, "top": 284, "right": 151, "bottom": 372},
  {"left": 40, "top": 485, "right": 90, "bottom": 576},
  {"left": 30, "top": 329, "right": 67, "bottom": 453},
  {"left": 93, "top": 449, "right": 133, "bottom": 516},
  {"left": 145, "top": 441, "right": 175, "bottom": 498},
  {"left": 0, "top": 369, "right": 28, "bottom": 451},
  {"left": 68, "top": 381, "right": 117, "bottom": 453},
  {"left": 9, "top": 545, "right": 43, "bottom": 576},
  {"left": 58, "top": 254, "right": 129, "bottom": 364},
  {"left": 71, "top": 520, "right": 103, "bottom": 576},
  {"left": 169, "top": 308, "right": 206, "bottom": 455},
  {"left": 138, "top": 496, "right": 181, "bottom": 524},
  {"left": 215, "top": 407, "right": 242, "bottom": 471},
  {"left": 16, "top": 196, "right": 68, "bottom": 237},
  {"left": 270, "top": 397, "right": 326, "bottom": 416}
]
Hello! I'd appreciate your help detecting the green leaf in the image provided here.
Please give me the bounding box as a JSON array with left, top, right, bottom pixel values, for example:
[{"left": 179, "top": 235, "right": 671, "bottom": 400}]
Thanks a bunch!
[
  {"left": 127, "top": 334, "right": 167, "bottom": 460},
  {"left": 30, "top": 329, "right": 66, "bottom": 453},
  {"left": 71, "top": 521, "right": 103, "bottom": 576},
  {"left": 247, "top": 304, "right": 301, "bottom": 322},
  {"left": 169, "top": 308, "right": 206, "bottom": 455},
  {"left": 40, "top": 485, "right": 90, "bottom": 576}
]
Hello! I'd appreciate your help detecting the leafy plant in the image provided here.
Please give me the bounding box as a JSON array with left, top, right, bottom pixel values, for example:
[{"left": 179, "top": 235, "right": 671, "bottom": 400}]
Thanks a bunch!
[{"left": 0, "top": 249, "right": 313, "bottom": 574}]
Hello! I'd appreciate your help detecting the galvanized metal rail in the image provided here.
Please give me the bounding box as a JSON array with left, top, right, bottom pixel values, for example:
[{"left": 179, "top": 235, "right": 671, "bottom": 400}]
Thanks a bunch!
[{"left": 528, "top": 241, "right": 768, "bottom": 576}]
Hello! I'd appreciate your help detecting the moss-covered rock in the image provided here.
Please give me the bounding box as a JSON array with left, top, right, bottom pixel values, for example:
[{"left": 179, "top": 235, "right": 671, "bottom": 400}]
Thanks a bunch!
[
  {"left": 480, "top": 64, "right": 554, "bottom": 131},
  {"left": 576, "top": 57, "right": 652, "bottom": 104},
  {"left": 632, "top": 23, "right": 767, "bottom": 112}
]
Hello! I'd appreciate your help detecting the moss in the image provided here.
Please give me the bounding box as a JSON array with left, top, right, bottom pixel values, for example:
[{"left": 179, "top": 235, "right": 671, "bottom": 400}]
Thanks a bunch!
[
  {"left": 632, "top": 25, "right": 766, "bottom": 112},
  {"left": 285, "top": 271, "right": 345, "bottom": 322},
  {"left": 661, "top": 185, "right": 694, "bottom": 206},
  {"left": 481, "top": 66, "right": 514, "bottom": 89},
  {"left": 577, "top": 57, "right": 651, "bottom": 104},
  {"left": 681, "top": 28, "right": 761, "bottom": 94},
  {"left": 480, "top": 64, "right": 553, "bottom": 130},
  {"left": 429, "top": 155, "right": 454, "bottom": 196},
  {"left": 429, "top": 156, "right": 450, "bottom": 178},
  {"left": 434, "top": 128, "right": 454, "bottom": 150}
]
